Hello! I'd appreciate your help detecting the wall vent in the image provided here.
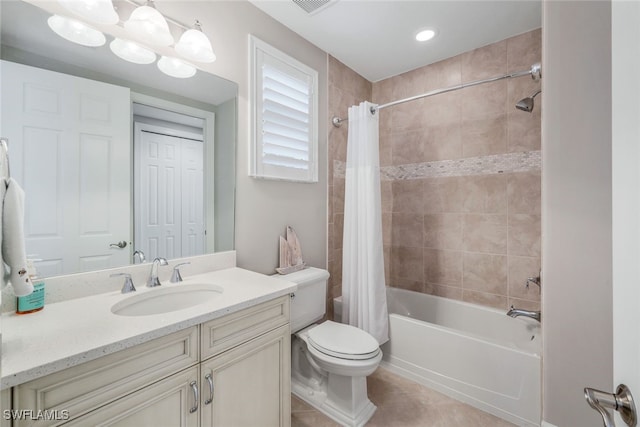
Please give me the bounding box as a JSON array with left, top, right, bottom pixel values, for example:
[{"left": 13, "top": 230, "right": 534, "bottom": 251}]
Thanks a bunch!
[{"left": 292, "top": 0, "right": 336, "bottom": 15}]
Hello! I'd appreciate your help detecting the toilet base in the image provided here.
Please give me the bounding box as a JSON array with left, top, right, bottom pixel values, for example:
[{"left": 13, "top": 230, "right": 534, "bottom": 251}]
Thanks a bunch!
[{"left": 292, "top": 374, "right": 377, "bottom": 427}]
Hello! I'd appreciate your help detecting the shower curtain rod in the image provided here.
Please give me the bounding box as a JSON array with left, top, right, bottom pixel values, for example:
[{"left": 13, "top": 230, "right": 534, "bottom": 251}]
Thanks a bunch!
[{"left": 331, "top": 62, "right": 541, "bottom": 127}]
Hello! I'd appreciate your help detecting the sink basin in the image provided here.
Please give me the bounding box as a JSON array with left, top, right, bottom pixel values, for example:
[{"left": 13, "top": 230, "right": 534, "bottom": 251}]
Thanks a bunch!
[{"left": 111, "top": 283, "right": 224, "bottom": 316}]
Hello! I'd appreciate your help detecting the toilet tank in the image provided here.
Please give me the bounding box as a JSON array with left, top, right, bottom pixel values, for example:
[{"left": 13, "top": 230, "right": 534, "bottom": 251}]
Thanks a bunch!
[{"left": 284, "top": 267, "right": 330, "bottom": 333}]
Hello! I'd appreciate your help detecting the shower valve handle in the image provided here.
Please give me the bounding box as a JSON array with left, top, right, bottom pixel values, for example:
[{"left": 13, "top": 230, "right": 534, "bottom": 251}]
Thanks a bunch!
[{"left": 525, "top": 276, "right": 541, "bottom": 289}]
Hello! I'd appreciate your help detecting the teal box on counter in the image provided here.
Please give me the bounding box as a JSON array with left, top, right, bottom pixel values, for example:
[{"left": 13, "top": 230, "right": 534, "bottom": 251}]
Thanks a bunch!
[{"left": 17, "top": 280, "right": 45, "bottom": 314}]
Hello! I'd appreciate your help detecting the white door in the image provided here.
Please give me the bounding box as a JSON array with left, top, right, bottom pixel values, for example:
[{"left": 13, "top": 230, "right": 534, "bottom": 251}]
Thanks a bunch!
[
  {"left": 181, "top": 139, "right": 205, "bottom": 257},
  {"left": 1, "top": 61, "right": 131, "bottom": 276},
  {"left": 611, "top": 1, "right": 640, "bottom": 426},
  {"left": 585, "top": 3, "right": 640, "bottom": 426},
  {"left": 134, "top": 124, "right": 204, "bottom": 261}
]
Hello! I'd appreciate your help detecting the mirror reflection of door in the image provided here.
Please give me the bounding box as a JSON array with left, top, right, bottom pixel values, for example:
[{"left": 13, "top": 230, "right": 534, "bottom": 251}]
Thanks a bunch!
[
  {"left": 133, "top": 105, "right": 207, "bottom": 261},
  {"left": 1, "top": 60, "right": 132, "bottom": 276}
]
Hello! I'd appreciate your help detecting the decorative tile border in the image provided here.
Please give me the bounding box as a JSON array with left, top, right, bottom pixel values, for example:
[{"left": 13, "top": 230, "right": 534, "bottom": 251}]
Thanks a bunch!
[{"left": 334, "top": 150, "right": 541, "bottom": 181}]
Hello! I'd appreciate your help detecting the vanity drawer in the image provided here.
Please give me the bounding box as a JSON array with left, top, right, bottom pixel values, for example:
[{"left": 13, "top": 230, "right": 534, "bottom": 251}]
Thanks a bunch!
[
  {"left": 201, "top": 295, "right": 290, "bottom": 360},
  {"left": 13, "top": 326, "right": 199, "bottom": 427}
]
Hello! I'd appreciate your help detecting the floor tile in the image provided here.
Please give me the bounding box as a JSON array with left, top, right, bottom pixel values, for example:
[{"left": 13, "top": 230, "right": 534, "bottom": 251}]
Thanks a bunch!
[{"left": 291, "top": 367, "right": 516, "bottom": 427}]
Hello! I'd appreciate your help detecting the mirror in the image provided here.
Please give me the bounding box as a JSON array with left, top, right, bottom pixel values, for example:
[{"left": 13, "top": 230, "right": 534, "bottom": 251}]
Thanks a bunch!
[{"left": 0, "top": 0, "right": 237, "bottom": 278}]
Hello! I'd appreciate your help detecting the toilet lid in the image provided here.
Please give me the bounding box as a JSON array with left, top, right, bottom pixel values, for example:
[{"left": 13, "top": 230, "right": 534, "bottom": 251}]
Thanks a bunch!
[{"left": 307, "top": 321, "right": 380, "bottom": 361}]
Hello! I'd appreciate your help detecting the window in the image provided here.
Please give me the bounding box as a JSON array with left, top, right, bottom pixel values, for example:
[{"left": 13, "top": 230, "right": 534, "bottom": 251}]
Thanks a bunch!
[{"left": 250, "top": 35, "right": 318, "bottom": 182}]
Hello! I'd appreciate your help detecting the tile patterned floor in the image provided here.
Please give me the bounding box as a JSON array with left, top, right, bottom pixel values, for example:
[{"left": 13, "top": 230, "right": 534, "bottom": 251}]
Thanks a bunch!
[{"left": 291, "top": 367, "right": 516, "bottom": 427}]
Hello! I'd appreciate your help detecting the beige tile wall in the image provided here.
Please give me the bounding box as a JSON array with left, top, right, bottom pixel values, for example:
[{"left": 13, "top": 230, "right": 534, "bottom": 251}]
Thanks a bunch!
[
  {"left": 327, "top": 29, "right": 542, "bottom": 316},
  {"left": 375, "top": 29, "right": 542, "bottom": 311}
]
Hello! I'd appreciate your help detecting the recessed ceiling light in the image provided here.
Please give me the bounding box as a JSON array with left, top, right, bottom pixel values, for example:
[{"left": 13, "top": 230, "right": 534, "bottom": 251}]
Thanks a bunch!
[{"left": 416, "top": 29, "right": 436, "bottom": 42}]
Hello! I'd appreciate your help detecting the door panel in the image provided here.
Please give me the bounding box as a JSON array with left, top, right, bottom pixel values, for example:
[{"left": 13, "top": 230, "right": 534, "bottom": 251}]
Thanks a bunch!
[
  {"left": 1, "top": 60, "right": 131, "bottom": 276},
  {"left": 612, "top": 1, "right": 640, "bottom": 426},
  {"left": 201, "top": 325, "right": 290, "bottom": 427},
  {"left": 62, "top": 367, "right": 199, "bottom": 427},
  {"left": 135, "top": 126, "right": 204, "bottom": 261}
]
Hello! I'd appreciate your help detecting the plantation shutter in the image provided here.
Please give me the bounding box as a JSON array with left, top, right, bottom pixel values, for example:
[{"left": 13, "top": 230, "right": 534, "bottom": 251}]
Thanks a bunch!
[{"left": 251, "top": 36, "right": 318, "bottom": 182}]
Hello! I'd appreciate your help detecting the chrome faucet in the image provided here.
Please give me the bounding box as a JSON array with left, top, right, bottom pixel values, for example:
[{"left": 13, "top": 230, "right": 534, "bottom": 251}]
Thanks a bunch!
[
  {"left": 110, "top": 273, "right": 136, "bottom": 294},
  {"left": 133, "top": 250, "right": 146, "bottom": 264},
  {"left": 170, "top": 262, "right": 191, "bottom": 283},
  {"left": 507, "top": 306, "right": 541, "bottom": 322},
  {"left": 147, "top": 257, "right": 168, "bottom": 287}
]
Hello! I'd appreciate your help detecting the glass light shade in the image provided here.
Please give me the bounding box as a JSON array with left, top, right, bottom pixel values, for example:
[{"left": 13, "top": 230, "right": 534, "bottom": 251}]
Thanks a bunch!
[
  {"left": 58, "top": 0, "right": 119, "bottom": 25},
  {"left": 124, "top": 5, "right": 173, "bottom": 46},
  {"left": 47, "top": 15, "right": 106, "bottom": 47},
  {"left": 157, "top": 56, "right": 196, "bottom": 79},
  {"left": 110, "top": 38, "right": 156, "bottom": 64},
  {"left": 175, "top": 28, "right": 216, "bottom": 63}
]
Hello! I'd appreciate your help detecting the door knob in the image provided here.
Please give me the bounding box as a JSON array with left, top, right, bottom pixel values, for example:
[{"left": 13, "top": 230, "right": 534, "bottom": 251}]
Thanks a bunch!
[
  {"left": 585, "top": 384, "right": 637, "bottom": 427},
  {"left": 109, "top": 241, "right": 127, "bottom": 249}
]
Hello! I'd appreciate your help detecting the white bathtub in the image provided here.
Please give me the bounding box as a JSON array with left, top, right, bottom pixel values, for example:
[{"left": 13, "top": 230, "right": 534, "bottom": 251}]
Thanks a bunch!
[{"left": 335, "top": 288, "right": 541, "bottom": 426}]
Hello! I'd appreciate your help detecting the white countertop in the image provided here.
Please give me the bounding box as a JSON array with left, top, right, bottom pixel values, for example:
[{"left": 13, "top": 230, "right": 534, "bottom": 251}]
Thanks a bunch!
[{"left": 1, "top": 267, "right": 297, "bottom": 389}]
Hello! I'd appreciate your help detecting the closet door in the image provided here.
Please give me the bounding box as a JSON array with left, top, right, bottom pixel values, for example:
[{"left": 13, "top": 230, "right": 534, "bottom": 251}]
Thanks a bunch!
[
  {"left": 181, "top": 139, "right": 205, "bottom": 257},
  {"left": 136, "top": 130, "right": 182, "bottom": 260},
  {"left": 1, "top": 60, "right": 131, "bottom": 276},
  {"left": 135, "top": 126, "right": 204, "bottom": 260}
]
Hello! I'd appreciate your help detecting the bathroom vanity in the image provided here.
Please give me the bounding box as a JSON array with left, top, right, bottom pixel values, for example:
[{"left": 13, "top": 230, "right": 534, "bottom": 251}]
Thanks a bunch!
[{"left": 1, "top": 265, "right": 295, "bottom": 427}]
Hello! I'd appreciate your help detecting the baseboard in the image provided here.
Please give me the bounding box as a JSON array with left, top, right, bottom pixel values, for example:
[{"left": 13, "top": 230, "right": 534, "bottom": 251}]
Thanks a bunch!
[{"left": 541, "top": 421, "right": 558, "bottom": 427}]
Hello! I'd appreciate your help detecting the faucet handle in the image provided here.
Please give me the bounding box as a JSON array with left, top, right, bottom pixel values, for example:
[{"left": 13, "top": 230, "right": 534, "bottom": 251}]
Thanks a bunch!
[
  {"left": 170, "top": 262, "right": 191, "bottom": 283},
  {"left": 110, "top": 273, "right": 136, "bottom": 294},
  {"left": 525, "top": 275, "right": 541, "bottom": 289}
]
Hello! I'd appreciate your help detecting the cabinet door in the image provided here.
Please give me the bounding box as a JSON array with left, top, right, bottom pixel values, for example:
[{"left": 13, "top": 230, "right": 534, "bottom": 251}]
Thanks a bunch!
[
  {"left": 1, "top": 389, "right": 11, "bottom": 427},
  {"left": 13, "top": 327, "right": 198, "bottom": 427},
  {"left": 63, "top": 367, "right": 199, "bottom": 427},
  {"left": 201, "top": 325, "right": 291, "bottom": 427}
]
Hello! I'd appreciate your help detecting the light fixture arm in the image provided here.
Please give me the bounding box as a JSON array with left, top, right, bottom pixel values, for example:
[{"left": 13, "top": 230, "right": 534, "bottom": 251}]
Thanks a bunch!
[{"left": 118, "top": 0, "right": 197, "bottom": 35}]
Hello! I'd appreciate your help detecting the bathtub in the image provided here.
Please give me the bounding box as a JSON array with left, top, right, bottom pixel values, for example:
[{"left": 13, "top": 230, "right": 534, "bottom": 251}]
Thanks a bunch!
[{"left": 335, "top": 288, "right": 541, "bottom": 426}]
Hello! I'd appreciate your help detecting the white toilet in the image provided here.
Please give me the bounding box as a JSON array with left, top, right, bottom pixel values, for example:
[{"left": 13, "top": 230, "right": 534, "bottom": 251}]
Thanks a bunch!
[{"left": 286, "top": 267, "right": 382, "bottom": 427}]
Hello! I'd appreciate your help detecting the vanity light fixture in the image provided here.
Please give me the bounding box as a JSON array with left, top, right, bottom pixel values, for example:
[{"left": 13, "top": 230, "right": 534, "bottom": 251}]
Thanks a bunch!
[
  {"left": 47, "top": 14, "right": 106, "bottom": 47},
  {"left": 124, "top": 0, "right": 174, "bottom": 46},
  {"left": 58, "top": 0, "right": 119, "bottom": 25},
  {"left": 415, "top": 29, "right": 436, "bottom": 42},
  {"left": 109, "top": 38, "right": 157, "bottom": 64},
  {"left": 46, "top": 0, "right": 213, "bottom": 78},
  {"left": 175, "top": 20, "right": 216, "bottom": 63},
  {"left": 157, "top": 55, "right": 196, "bottom": 78}
]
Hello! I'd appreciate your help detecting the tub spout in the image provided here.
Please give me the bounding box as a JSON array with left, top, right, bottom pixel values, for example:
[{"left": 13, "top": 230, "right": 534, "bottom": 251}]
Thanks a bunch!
[{"left": 507, "top": 306, "right": 541, "bottom": 322}]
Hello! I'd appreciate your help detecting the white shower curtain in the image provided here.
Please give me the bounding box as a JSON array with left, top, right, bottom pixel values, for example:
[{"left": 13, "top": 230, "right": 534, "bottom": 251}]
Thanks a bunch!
[{"left": 341, "top": 101, "right": 389, "bottom": 345}]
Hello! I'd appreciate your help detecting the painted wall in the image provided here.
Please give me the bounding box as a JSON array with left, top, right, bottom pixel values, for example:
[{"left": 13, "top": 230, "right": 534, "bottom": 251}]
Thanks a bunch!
[
  {"left": 542, "top": 1, "right": 613, "bottom": 426},
  {"left": 158, "top": 1, "right": 329, "bottom": 274}
]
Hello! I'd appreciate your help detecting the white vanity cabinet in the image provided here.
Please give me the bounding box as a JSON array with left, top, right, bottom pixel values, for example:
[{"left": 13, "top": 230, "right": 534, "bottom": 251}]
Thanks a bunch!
[
  {"left": 199, "top": 295, "right": 291, "bottom": 427},
  {"left": 62, "top": 367, "right": 200, "bottom": 427},
  {"left": 200, "top": 326, "right": 290, "bottom": 427},
  {"left": 9, "top": 295, "right": 291, "bottom": 427}
]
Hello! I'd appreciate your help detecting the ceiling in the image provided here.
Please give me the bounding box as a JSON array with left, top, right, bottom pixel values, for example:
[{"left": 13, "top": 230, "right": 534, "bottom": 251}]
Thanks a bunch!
[{"left": 249, "top": 0, "right": 542, "bottom": 82}]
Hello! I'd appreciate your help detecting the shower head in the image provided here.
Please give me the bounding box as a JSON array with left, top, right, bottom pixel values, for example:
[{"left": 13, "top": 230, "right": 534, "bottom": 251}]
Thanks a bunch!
[{"left": 516, "top": 89, "right": 542, "bottom": 113}]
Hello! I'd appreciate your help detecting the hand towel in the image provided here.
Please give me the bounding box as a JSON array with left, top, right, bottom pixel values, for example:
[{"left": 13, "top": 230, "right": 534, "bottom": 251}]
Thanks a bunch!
[{"left": 2, "top": 178, "right": 33, "bottom": 296}]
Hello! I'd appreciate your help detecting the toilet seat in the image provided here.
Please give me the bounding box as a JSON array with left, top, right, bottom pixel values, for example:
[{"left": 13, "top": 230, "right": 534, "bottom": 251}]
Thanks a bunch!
[{"left": 307, "top": 321, "right": 380, "bottom": 361}]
